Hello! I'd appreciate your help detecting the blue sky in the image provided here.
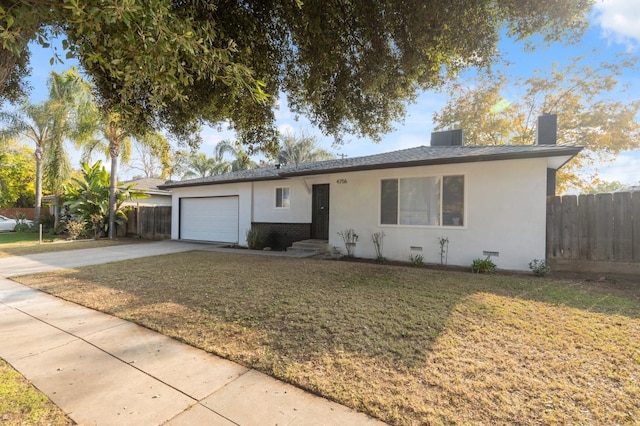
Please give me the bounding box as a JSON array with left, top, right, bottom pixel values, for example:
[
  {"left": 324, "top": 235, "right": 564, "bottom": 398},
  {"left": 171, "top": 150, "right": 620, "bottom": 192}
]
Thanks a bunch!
[{"left": 21, "top": 0, "right": 640, "bottom": 187}]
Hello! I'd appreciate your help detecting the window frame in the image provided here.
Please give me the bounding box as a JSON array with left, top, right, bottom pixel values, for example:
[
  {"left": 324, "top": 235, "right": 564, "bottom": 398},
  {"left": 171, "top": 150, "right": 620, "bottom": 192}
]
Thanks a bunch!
[
  {"left": 275, "top": 186, "right": 291, "bottom": 209},
  {"left": 379, "top": 174, "right": 465, "bottom": 228}
]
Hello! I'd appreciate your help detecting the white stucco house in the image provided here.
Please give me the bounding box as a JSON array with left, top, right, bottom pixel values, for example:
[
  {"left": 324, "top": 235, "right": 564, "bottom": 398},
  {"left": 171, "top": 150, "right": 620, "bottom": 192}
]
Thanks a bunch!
[{"left": 160, "top": 116, "right": 581, "bottom": 271}]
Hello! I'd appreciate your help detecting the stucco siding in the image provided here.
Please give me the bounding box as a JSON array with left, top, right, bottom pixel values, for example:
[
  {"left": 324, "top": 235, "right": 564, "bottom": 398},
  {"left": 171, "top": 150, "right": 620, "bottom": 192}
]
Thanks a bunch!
[
  {"left": 252, "top": 179, "right": 313, "bottom": 223},
  {"left": 328, "top": 158, "right": 548, "bottom": 270}
]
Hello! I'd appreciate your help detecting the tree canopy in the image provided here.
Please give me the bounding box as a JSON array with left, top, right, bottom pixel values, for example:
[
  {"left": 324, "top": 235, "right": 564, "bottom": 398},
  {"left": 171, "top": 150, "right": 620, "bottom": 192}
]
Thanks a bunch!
[
  {"left": 0, "top": 0, "right": 593, "bottom": 152},
  {"left": 433, "top": 54, "right": 640, "bottom": 192}
]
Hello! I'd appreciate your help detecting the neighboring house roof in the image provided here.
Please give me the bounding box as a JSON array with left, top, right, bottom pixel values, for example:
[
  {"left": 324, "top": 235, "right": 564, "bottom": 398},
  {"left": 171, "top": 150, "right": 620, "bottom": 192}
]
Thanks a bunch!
[
  {"left": 121, "top": 178, "right": 172, "bottom": 196},
  {"left": 160, "top": 144, "right": 582, "bottom": 189}
]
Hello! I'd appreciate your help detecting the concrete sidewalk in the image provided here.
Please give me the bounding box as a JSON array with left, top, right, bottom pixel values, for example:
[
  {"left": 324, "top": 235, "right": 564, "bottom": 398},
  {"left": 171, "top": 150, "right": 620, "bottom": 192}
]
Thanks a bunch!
[{"left": 0, "top": 241, "right": 383, "bottom": 425}]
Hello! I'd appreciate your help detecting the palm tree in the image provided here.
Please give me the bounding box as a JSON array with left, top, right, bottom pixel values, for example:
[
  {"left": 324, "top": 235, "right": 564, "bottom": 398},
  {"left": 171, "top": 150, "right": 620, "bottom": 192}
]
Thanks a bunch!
[
  {"left": 182, "top": 151, "right": 230, "bottom": 179},
  {"left": 215, "top": 140, "right": 257, "bottom": 171},
  {"left": 0, "top": 68, "right": 91, "bottom": 221},
  {"left": 277, "top": 132, "right": 334, "bottom": 166},
  {"left": 79, "top": 111, "right": 132, "bottom": 239}
]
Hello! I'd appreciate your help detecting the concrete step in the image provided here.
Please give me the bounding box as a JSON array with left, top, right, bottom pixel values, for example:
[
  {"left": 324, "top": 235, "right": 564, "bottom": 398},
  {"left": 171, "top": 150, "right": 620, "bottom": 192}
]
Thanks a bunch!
[{"left": 287, "top": 239, "right": 330, "bottom": 254}]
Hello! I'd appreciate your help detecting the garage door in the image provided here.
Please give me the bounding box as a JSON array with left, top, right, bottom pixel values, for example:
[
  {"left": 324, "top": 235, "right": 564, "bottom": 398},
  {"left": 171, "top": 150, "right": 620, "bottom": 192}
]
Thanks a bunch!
[{"left": 180, "top": 196, "right": 239, "bottom": 243}]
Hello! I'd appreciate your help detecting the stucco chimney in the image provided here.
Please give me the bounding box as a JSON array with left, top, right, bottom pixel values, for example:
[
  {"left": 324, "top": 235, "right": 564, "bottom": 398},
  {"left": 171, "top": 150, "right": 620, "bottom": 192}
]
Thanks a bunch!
[
  {"left": 536, "top": 114, "right": 557, "bottom": 145},
  {"left": 431, "top": 129, "right": 464, "bottom": 146}
]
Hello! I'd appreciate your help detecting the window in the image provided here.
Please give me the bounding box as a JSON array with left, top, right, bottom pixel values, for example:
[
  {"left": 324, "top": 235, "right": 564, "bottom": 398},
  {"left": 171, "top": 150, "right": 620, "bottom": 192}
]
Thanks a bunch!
[
  {"left": 380, "top": 175, "right": 464, "bottom": 226},
  {"left": 275, "top": 187, "right": 290, "bottom": 208}
]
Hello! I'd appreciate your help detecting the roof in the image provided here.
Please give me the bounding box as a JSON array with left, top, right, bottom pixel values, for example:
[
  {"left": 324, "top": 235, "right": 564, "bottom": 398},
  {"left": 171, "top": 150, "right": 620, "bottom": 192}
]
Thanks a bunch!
[
  {"left": 121, "top": 177, "right": 171, "bottom": 195},
  {"left": 160, "top": 144, "right": 582, "bottom": 189}
]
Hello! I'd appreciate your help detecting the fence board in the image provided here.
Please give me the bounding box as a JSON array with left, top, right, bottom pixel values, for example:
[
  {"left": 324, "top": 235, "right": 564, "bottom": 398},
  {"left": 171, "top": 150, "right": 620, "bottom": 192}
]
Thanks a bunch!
[
  {"left": 634, "top": 193, "right": 640, "bottom": 261},
  {"left": 593, "top": 193, "right": 614, "bottom": 261},
  {"left": 577, "top": 194, "right": 593, "bottom": 260},
  {"left": 560, "top": 195, "right": 578, "bottom": 259},
  {"left": 547, "top": 196, "right": 562, "bottom": 258},
  {"left": 613, "top": 192, "right": 633, "bottom": 261}
]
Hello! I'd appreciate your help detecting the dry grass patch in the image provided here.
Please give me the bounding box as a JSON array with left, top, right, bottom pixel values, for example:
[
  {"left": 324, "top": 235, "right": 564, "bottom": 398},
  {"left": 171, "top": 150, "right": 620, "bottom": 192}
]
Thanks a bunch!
[
  {"left": 0, "top": 359, "right": 74, "bottom": 425},
  {"left": 15, "top": 251, "right": 640, "bottom": 425}
]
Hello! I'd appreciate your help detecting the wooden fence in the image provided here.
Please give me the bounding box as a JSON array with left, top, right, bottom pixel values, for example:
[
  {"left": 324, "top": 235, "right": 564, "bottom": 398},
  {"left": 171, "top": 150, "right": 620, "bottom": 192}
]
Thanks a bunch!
[
  {"left": 0, "top": 208, "right": 36, "bottom": 220},
  {"left": 546, "top": 191, "right": 640, "bottom": 273},
  {"left": 120, "top": 206, "right": 172, "bottom": 240}
]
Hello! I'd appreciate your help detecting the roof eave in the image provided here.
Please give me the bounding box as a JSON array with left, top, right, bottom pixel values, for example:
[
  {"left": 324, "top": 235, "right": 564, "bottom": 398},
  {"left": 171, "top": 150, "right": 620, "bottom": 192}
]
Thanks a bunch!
[
  {"left": 158, "top": 174, "right": 284, "bottom": 189},
  {"left": 280, "top": 147, "right": 583, "bottom": 177}
]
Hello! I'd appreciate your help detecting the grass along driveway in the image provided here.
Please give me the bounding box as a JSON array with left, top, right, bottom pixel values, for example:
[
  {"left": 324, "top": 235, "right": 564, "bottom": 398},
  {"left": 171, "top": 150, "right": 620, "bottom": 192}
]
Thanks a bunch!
[
  {"left": 14, "top": 251, "right": 640, "bottom": 425},
  {"left": 0, "top": 235, "right": 146, "bottom": 258}
]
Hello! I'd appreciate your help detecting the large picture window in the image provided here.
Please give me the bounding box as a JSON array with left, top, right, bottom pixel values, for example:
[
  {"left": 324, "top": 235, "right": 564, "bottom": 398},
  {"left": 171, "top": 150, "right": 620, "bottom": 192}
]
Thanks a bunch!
[
  {"left": 380, "top": 175, "right": 464, "bottom": 226},
  {"left": 275, "top": 187, "right": 290, "bottom": 208}
]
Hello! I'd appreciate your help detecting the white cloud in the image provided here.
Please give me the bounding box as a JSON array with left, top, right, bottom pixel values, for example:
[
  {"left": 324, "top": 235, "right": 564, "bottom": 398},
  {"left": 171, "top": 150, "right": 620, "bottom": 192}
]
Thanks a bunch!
[{"left": 593, "top": 0, "right": 640, "bottom": 48}]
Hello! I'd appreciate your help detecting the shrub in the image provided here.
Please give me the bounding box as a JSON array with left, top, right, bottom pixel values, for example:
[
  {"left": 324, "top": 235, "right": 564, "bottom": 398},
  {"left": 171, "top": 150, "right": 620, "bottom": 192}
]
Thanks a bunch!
[
  {"left": 65, "top": 219, "right": 87, "bottom": 240},
  {"left": 13, "top": 213, "right": 32, "bottom": 232},
  {"left": 372, "top": 231, "right": 385, "bottom": 263},
  {"left": 338, "top": 228, "right": 358, "bottom": 256},
  {"left": 471, "top": 256, "right": 496, "bottom": 273},
  {"left": 409, "top": 254, "right": 425, "bottom": 267},
  {"left": 246, "top": 227, "right": 261, "bottom": 249},
  {"left": 529, "top": 259, "right": 551, "bottom": 277}
]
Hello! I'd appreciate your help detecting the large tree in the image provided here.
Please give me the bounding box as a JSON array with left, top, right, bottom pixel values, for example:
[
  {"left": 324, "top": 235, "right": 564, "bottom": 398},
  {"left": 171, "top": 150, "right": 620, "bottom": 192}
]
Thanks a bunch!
[
  {"left": 0, "top": 68, "right": 90, "bottom": 219},
  {"left": 1, "top": 0, "right": 593, "bottom": 151},
  {"left": 0, "top": 139, "right": 34, "bottom": 207},
  {"left": 277, "top": 132, "right": 335, "bottom": 166},
  {"left": 433, "top": 55, "right": 640, "bottom": 192}
]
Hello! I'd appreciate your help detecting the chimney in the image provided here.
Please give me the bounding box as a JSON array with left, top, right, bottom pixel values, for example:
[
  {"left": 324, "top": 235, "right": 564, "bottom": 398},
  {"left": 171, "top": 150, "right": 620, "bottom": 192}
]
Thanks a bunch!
[
  {"left": 537, "top": 114, "right": 558, "bottom": 196},
  {"left": 431, "top": 129, "right": 464, "bottom": 147},
  {"left": 536, "top": 114, "right": 557, "bottom": 145}
]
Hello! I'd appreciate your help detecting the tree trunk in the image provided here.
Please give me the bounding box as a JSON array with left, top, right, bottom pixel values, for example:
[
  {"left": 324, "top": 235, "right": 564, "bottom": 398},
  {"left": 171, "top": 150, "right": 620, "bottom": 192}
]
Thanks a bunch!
[
  {"left": 34, "top": 145, "right": 42, "bottom": 224},
  {"left": 108, "top": 146, "right": 119, "bottom": 239}
]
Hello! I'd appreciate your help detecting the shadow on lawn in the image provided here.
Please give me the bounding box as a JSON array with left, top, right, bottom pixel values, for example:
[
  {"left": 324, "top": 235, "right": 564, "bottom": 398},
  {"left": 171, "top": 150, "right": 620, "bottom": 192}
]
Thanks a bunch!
[{"left": 16, "top": 251, "right": 640, "bottom": 375}]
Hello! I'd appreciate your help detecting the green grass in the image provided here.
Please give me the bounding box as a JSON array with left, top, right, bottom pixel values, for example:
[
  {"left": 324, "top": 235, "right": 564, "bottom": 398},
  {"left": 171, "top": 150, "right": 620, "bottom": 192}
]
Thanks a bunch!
[
  {"left": 15, "top": 251, "right": 640, "bottom": 425},
  {"left": 0, "top": 235, "right": 144, "bottom": 258},
  {"left": 0, "top": 359, "right": 73, "bottom": 425},
  {"left": 0, "top": 232, "right": 62, "bottom": 245}
]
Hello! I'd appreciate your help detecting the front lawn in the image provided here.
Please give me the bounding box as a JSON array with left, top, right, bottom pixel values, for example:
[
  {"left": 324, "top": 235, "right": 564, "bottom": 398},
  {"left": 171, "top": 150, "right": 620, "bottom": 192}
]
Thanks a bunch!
[{"left": 14, "top": 252, "right": 640, "bottom": 425}]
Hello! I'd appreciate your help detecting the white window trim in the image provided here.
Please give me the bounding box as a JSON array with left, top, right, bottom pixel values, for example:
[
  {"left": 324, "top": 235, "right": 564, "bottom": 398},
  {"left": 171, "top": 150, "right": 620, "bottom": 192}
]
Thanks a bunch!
[
  {"left": 379, "top": 174, "right": 466, "bottom": 228},
  {"left": 275, "top": 186, "right": 291, "bottom": 209}
]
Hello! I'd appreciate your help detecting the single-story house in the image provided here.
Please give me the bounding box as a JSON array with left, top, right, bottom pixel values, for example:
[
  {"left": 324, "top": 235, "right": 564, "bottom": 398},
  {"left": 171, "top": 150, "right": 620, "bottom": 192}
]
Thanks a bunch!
[
  {"left": 121, "top": 178, "right": 172, "bottom": 207},
  {"left": 161, "top": 115, "right": 581, "bottom": 271}
]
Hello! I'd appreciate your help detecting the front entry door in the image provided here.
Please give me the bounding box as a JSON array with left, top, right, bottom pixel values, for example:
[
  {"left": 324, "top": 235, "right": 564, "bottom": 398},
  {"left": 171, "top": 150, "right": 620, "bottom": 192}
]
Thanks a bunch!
[{"left": 311, "top": 184, "right": 330, "bottom": 239}]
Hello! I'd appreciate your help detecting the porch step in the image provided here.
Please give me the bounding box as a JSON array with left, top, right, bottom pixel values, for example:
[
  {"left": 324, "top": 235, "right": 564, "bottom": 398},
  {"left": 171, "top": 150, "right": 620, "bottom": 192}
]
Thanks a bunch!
[{"left": 286, "top": 239, "right": 330, "bottom": 254}]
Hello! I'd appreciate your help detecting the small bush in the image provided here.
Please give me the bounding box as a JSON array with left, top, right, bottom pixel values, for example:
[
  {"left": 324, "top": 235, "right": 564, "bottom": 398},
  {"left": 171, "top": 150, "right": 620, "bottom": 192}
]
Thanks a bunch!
[
  {"left": 246, "top": 227, "right": 261, "bottom": 249},
  {"left": 409, "top": 254, "right": 426, "bottom": 267},
  {"left": 529, "top": 259, "right": 551, "bottom": 277},
  {"left": 65, "top": 219, "right": 87, "bottom": 240},
  {"left": 471, "top": 256, "right": 496, "bottom": 273}
]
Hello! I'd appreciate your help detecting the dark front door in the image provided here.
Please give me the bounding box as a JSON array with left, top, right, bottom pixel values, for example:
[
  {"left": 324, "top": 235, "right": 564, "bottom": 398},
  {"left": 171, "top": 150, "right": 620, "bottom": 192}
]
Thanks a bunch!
[{"left": 311, "top": 184, "right": 330, "bottom": 240}]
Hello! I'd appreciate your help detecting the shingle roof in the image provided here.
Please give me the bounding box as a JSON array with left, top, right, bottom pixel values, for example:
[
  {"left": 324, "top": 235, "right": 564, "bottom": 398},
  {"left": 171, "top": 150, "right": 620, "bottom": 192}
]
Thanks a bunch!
[
  {"left": 160, "top": 144, "right": 582, "bottom": 189},
  {"left": 122, "top": 177, "right": 171, "bottom": 194}
]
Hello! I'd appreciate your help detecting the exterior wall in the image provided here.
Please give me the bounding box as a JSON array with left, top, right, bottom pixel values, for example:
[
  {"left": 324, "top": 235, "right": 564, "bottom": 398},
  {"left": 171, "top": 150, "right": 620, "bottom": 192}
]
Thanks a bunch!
[
  {"left": 328, "top": 158, "right": 549, "bottom": 271},
  {"left": 123, "top": 194, "right": 172, "bottom": 207},
  {"left": 169, "top": 182, "right": 253, "bottom": 245},
  {"left": 170, "top": 158, "right": 549, "bottom": 270},
  {"left": 252, "top": 178, "right": 314, "bottom": 223}
]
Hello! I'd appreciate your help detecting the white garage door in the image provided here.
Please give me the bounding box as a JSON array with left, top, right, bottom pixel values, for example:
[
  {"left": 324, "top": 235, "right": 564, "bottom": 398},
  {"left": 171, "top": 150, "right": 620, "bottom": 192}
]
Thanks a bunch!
[{"left": 180, "top": 196, "right": 239, "bottom": 243}]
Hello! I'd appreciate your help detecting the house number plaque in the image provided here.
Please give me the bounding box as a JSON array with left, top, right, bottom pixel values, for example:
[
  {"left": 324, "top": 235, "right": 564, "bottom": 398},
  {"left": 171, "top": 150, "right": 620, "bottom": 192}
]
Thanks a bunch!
[{"left": 336, "top": 179, "right": 348, "bottom": 184}]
